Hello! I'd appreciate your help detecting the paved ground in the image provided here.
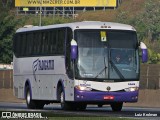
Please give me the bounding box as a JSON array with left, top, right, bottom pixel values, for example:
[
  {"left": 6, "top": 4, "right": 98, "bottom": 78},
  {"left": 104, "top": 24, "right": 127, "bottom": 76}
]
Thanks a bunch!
[
  {"left": 0, "top": 102, "right": 159, "bottom": 119},
  {"left": 0, "top": 88, "right": 24, "bottom": 103},
  {"left": 0, "top": 88, "right": 160, "bottom": 119},
  {"left": 0, "top": 89, "right": 160, "bottom": 107}
]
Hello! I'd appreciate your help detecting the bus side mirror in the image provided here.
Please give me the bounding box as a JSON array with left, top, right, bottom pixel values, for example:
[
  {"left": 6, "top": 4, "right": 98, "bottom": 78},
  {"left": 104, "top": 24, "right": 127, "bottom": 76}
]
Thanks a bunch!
[
  {"left": 140, "top": 42, "right": 148, "bottom": 63},
  {"left": 71, "top": 39, "right": 78, "bottom": 60}
]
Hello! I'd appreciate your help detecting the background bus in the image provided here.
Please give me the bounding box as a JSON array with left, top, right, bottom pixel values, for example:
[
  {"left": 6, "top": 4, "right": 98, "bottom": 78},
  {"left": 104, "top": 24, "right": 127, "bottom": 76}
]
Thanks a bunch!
[{"left": 13, "top": 21, "right": 148, "bottom": 111}]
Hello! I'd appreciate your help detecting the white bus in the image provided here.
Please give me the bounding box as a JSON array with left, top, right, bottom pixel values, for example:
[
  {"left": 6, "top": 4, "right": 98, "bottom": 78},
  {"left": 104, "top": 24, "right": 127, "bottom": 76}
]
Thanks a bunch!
[{"left": 13, "top": 21, "right": 148, "bottom": 111}]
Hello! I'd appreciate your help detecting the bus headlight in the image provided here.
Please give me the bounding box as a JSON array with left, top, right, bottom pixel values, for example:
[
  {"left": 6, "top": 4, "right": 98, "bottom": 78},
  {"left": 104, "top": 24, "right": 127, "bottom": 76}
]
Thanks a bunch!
[
  {"left": 75, "top": 85, "right": 92, "bottom": 91},
  {"left": 124, "top": 87, "right": 139, "bottom": 92}
]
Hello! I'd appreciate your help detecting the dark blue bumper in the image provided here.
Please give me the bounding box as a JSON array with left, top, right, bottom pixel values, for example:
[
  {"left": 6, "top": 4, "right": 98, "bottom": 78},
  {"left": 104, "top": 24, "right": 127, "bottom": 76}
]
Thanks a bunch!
[{"left": 74, "top": 89, "right": 138, "bottom": 103}]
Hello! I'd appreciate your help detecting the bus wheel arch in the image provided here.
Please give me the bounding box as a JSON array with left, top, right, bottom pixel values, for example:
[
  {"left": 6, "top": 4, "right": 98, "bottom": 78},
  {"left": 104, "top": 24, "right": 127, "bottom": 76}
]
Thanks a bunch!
[
  {"left": 57, "top": 81, "right": 65, "bottom": 109},
  {"left": 57, "top": 80, "right": 64, "bottom": 101},
  {"left": 24, "top": 80, "right": 32, "bottom": 98},
  {"left": 57, "top": 80, "right": 71, "bottom": 110}
]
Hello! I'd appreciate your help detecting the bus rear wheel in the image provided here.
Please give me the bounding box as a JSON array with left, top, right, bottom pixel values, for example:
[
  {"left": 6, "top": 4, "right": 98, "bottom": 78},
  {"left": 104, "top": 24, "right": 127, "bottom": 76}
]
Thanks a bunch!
[
  {"left": 25, "top": 86, "right": 44, "bottom": 109},
  {"left": 111, "top": 102, "right": 123, "bottom": 111},
  {"left": 26, "top": 86, "right": 36, "bottom": 109}
]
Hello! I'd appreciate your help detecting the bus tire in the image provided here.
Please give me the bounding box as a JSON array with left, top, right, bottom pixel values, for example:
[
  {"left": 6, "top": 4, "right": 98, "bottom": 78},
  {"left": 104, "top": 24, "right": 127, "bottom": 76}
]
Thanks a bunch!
[
  {"left": 35, "top": 100, "right": 45, "bottom": 109},
  {"left": 77, "top": 103, "right": 87, "bottom": 111},
  {"left": 98, "top": 104, "right": 103, "bottom": 108},
  {"left": 58, "top": 87, "right": 71, "bottom": 110},
  {"left": 25, "top": 86, "right": 36, "bottom": 109},
  {"left": 111, "top": 102, "right": 123, "bottom": 112},
  {"left": 26, "top": 86, "right": 44, "bottom": 109}
]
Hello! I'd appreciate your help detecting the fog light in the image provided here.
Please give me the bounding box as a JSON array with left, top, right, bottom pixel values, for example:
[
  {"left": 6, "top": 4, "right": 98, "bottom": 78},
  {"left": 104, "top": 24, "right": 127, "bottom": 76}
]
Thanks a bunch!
[
  {"left": 135, "top": 96, "right": 138, "bottom": 99},
  {"left": 131, "top": 96, "right": 138, "bottom": 100},
  {"left": 132, "top": 97, "right": 135, "bottom": 100}
]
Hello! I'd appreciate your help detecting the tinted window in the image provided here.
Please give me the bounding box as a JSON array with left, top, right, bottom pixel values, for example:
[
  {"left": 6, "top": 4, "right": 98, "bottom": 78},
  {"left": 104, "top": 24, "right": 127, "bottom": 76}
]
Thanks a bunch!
[{"left": 13, "top": 28, "right": 67, "bottom": 57}]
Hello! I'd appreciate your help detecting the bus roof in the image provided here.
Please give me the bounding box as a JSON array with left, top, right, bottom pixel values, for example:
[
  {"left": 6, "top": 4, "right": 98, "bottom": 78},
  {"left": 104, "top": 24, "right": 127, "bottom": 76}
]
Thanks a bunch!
[{"left": 16, "top": 21, "right": 136, "bottom": 33}]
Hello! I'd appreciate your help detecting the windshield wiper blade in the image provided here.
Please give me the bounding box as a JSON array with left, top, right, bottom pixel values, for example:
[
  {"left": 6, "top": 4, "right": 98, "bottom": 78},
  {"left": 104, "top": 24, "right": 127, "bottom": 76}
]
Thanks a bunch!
[
  {"left": 110, "top": 60, "right": 125, "bottom": 80},
  {"left": 95, "top": 66, "right": 107, "bottom": 78},
  {"left": 95, "top": 57, "right": 107, "bottom": 78}
]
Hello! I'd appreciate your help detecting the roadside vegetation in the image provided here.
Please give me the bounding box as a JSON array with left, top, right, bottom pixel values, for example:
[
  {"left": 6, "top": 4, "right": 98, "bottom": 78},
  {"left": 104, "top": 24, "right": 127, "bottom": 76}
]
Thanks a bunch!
[
  {"left": 0, "top": 0, "right": 160, "bottom": 64},
  {"left": 49, "top": 117, "right": 134, "bottom": 120}
]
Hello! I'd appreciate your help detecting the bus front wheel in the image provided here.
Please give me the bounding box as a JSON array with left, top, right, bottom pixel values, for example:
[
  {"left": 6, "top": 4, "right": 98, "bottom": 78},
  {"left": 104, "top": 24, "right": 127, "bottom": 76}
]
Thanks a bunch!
[
  {"left": 58, "top": 87, "right": 74, "bottom": 110},
  {"left": 76, "top": 103, "right": 87, "bottom": 111},
  {"left": 110, "top": 102, "right": 123, "bottom": 111}
]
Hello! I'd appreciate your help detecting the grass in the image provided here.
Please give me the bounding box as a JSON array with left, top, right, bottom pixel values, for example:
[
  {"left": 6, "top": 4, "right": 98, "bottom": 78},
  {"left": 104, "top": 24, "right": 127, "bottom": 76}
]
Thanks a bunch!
[
  {"left": 76, "top": 0, "right": 145, "bottom": 22},
  {"left": 11, "top": 0, "right": 146, "bottom": 26},
  {"left": 48, "top": 117, "right": 134, "bottom": 120},
  {"left": 39, "top": 110, "right": 136, "bottom": 120}
]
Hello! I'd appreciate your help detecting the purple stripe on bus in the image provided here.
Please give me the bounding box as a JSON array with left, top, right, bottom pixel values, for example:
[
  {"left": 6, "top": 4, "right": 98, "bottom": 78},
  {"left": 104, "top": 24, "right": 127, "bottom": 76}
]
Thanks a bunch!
[{"left": 71, "top": 45, "right": 78, "bottom": 60}]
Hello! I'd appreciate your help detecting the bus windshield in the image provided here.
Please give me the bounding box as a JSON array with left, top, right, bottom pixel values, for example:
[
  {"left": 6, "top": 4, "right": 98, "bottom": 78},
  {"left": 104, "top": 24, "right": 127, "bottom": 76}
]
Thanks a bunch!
[{"left": 75, "top": 30, "right": 139, "bottom": 81}]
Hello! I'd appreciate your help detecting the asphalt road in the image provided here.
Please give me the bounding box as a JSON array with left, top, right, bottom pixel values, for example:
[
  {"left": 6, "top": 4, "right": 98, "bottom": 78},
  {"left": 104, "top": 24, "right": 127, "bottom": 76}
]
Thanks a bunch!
[{"left": 0, "top": 102, "right": 160, "bottom": 119}]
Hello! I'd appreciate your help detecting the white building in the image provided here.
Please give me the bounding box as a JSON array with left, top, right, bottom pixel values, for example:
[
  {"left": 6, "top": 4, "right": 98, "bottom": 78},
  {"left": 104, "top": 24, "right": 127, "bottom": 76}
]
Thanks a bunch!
[{"left": 0, "top": 63, "right": 13, "bottom": 70}]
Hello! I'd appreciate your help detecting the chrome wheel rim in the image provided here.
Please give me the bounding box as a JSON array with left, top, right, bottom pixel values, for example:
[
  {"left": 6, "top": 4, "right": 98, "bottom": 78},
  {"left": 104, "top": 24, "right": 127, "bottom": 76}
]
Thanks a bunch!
[
  {"left": 60, "top": 91, "right": 64, "bottom": 108},
  {"left": 27, "top": 92, "right": 30, "bottom": 104}
]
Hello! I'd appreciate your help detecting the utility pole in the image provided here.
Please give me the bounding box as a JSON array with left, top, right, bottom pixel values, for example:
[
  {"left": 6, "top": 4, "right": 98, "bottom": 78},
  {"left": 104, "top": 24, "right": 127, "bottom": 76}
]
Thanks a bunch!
[{"left": 39, "top": 0, "right": 42, "bottom": 26}]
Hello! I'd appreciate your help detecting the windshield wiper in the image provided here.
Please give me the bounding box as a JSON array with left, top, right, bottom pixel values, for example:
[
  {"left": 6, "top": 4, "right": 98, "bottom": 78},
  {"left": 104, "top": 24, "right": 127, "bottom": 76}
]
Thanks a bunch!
[
  {"left": 95, "top": 57, "right": 107, "bottom": 78},
  {"left": 109, "top": 60, "right": 125, "bottom": 80}
]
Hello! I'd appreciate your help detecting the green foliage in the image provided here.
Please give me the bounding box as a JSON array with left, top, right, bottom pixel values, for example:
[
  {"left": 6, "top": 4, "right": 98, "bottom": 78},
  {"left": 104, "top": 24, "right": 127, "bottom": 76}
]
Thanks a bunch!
[
  {"left": 0, "top": 0, "right": 160, "bottom": 64},
  {"left": 115, "top": 10, "right": 130, "bottom": 24},
  {"left": 147, "top": 48, "right": 160, "bottom": 64},
  {"left": 0, "top": 16, "right": 14, "bottom": 63},
  {"left": 31, "top": 16, "right": 73, "bottom": 26},
  {"left": 0, "top": 13, "right": 27, "bottom": 63},
  {"left": 115, "top": 0, "right": 160, "bottom": 64},
  {"left": 136, "top": 0, "right": 160, "bottom": 41},
  {"left": 49, "top": 117, "right": 134, "bottom": 120},
  {"left": 0, "top": 13, "right": 73, "bottom": 63},
  {"left": 116, "top": 0, "right": 160, "bottom": 42}
]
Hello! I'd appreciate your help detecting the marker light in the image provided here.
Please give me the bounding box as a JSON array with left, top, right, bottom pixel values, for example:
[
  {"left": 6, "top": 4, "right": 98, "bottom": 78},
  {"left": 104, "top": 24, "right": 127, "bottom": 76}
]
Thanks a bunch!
[
  {"left": 101, "top": 26, "right": 108, "bottom": 28},
  {"left": 100, "top": 26, "right": 111, "bottom": 28}
]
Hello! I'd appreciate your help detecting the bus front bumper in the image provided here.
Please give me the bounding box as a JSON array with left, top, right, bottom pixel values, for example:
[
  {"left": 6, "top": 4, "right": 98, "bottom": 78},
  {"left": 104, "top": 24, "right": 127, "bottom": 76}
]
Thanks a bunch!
[{"left": 74, "top": 89, "right": 138, "bottom": 103}]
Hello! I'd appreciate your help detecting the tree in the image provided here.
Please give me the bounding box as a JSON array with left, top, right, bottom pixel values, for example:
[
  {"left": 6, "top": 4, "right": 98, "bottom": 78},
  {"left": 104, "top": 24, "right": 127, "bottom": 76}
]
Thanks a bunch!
[
  {"left": 1, "top": 0, "right": 13, "bottom": 8},
  {"left": 0, "top": 16, "right": 15, "bottom": 63},
  {"left": 137, "top": 0, "right": 160, "bottom": 41}
]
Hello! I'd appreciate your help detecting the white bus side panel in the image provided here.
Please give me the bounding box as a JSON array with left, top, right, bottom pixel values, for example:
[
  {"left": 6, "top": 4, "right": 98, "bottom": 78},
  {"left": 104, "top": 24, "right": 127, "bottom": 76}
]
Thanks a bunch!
[
  {"left": 13, "top": 56, "right": 74, "bottom": 101},
  {"left": 13, "top": 76, "right": 24, "bottom": 99}
]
